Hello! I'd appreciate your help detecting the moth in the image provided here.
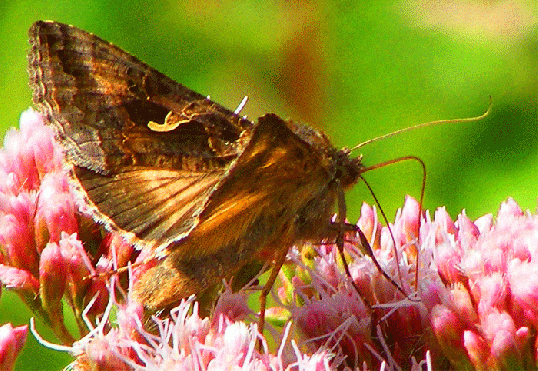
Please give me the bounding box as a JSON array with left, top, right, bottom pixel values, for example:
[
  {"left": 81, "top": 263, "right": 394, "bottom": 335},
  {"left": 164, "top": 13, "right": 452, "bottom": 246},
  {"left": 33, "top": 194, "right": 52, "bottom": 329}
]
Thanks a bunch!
[{"left": 30, "top": 21, "right": 468, "bottom": 320}]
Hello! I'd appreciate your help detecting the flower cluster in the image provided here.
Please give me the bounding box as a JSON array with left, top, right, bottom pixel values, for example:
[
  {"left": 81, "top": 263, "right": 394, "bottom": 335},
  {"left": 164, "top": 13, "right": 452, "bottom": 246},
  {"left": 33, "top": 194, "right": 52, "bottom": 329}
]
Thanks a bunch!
[
  {"left": 282, "top": 196, "right": 538, "bottom": 370},
  {"left": 428, "top": 199, "right": 538, "bottom": 370},
  {"left": 51, "top": 284, "right": 330, "bottom": 371},
  {"left": 1, "top": 109, "right": 538, "bottom": 370},
  {"left": 0, "top": 110, "right": 142, "bottom": 346}
]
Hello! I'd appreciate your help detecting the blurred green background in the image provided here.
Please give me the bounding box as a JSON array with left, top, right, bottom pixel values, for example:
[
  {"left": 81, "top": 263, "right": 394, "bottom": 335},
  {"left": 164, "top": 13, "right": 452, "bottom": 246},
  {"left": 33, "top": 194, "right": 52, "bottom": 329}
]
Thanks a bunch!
[{"left": 0, "top": 0, "right": 536, "bottom": 369}]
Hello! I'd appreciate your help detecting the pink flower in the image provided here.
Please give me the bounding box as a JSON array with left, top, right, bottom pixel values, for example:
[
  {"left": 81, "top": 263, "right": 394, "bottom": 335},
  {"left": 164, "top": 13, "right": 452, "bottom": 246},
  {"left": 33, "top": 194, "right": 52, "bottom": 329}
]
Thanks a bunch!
[
  {"left": 0, "top": 323, "right": 28, "bottom": 371},
  {"left": 60, "top": 286, "right": 331, "bottom": 371},
  {"left": 288, "top": 196, "right": 538, "bottom": 370},
  {"left": 0, "top": 265, "right": 39, "bottom": 296},
  {"left": 212, "top": 284, "right": 254, "bottom": 324},
  {"left": 0, "top": 109, "right": 68, "bottom": 276},
  {"left": 35, "top": 172, "right": 78, "bottom": 246},
  {"left": 0, "top": 192, "right": 40, "bottom": 274},
  {"left": 39, "top": 242, "right": 67, "bottom": 320},
  {"left": 0, "top": 110, "right": 140, "bottom": 345}
]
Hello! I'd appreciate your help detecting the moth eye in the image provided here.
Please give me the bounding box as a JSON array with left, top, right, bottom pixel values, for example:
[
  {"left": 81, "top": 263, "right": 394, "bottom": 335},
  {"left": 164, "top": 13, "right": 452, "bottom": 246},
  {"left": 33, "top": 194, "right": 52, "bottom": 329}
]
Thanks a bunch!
[{"left": 334, "top": 168, "right": 343, "bottom": 179}]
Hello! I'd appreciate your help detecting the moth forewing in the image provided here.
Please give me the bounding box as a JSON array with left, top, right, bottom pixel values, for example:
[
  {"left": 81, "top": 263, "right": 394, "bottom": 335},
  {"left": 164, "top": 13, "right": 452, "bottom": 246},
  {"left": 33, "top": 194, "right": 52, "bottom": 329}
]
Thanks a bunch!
[{"left": 28, "top": 20, "right": 254, "bottom": 254}]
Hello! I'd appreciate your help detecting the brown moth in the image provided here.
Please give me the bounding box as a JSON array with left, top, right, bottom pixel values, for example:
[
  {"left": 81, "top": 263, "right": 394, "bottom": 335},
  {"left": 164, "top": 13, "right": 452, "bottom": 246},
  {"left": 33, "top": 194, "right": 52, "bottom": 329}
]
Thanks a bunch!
[{"left": 26, "top": 21, "right": 399, "bottom": 319}]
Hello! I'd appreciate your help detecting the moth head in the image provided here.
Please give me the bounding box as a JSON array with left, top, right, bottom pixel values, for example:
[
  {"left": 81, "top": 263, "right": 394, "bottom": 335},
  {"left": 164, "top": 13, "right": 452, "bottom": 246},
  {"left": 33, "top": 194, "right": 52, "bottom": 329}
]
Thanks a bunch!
[{"left": 334, "top": 148, "right": 365, "bottom": 189}]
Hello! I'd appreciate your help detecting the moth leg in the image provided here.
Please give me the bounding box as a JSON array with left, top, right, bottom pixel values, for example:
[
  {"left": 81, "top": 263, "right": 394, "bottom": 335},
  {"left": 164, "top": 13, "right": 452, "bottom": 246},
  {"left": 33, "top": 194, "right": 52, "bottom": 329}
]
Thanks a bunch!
[
  {"left": 258, "top": 246, "right": 288, "bottom": 336},
  {"left": 332, "top": 183, "right": 370, "bottom": 308},
  {"left": 330, "top": 220, "right": 407, "bottom": 299},
  {"left": 334, "top": 185, "right": 406, "bottom": 305}
]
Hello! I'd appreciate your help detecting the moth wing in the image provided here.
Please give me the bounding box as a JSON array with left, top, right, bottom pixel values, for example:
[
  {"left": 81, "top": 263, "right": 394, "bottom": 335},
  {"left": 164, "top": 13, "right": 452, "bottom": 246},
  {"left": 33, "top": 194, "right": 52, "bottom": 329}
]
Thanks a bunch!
[
  {"left": 179, "top": 113, "right": 336, "bottom": 259},
  {"left": 73, "top": 167, "right": 225, "bottom": 252},
  {"left": 28, "top": 21, "right": 254, "bottom": 252}
]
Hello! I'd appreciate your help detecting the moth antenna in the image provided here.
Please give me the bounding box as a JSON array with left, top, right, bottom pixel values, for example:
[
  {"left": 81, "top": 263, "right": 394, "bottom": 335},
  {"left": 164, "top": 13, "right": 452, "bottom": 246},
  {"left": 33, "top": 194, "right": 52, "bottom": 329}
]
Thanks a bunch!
[
  {"left": 351, "top": 97, "right": 492, "bottom": 151},
  {"left": 234, "top": 96, "right": 249, "bottom": 114},
  {"left": 354, "top": 99, "right": 492, "bottom": 292}
]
